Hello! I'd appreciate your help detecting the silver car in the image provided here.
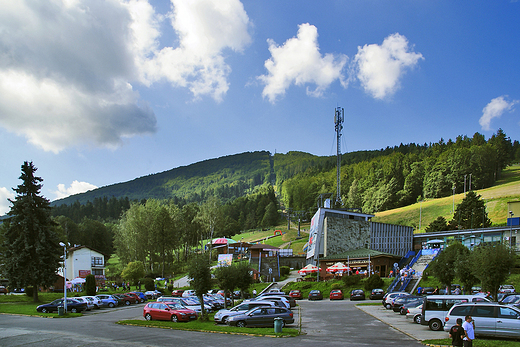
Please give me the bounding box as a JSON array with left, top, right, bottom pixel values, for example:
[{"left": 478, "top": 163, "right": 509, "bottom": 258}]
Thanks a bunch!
[
  {"left": 214, "top": 301, "right": 277, "bottom": 324},
  {"left": 444, "top": 302, "right": 520, "bottom": 338}
]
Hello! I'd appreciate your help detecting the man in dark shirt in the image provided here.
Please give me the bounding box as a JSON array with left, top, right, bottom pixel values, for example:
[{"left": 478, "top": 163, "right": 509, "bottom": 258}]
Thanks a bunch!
[{"left": 449, "top": 318, "right": 465, "bottom": 347}]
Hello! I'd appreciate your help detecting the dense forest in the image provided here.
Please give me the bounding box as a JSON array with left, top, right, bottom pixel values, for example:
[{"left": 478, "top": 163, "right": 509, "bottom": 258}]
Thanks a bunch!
[{"left": 281, "top": 129, "right": 519, "bottom": 214}]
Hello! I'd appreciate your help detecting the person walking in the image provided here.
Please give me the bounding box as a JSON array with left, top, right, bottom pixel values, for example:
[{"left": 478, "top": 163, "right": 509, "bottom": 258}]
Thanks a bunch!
[
  {"left": 449, "top": 318, "right": 465, "bottom": 347},
  {"left": 462, "top": 315, "right": 475, "bottom": 347}
]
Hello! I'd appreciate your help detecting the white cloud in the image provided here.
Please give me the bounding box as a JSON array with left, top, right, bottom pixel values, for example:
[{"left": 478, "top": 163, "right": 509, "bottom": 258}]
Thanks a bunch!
[
  {"left": 479, "top": 96, "right": 518, "bottom": 131},
  {"left": 258, "top": 23, "right": 348, "bottom": 103},
  {"left": 53, "top": 180, "right": 98, "bottom": 200},
  {"left": 0, "top": 187, "right": 15, "bottom": 216},
  {"left": 0, "top": 0, "right": 251, "bottom": 152},
  {"left": 140, "top": 0, "right": 252, "bottom": 101},
  {"left": 353, "top": 33, "right": 423, "bottom": 99}
]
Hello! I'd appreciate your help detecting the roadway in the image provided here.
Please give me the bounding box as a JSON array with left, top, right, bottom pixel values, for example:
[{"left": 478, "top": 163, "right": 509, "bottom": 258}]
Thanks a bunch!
[{"left": 0, "top": 299, "right": 427, "bottom": 346}]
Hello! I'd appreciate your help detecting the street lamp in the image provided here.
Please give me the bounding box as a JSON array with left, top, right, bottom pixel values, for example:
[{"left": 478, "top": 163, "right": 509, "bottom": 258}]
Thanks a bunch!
[
  {"left": 59, "top": 242, "right": 67, "bottom": 312},
  {"left": 509, "top": 211, "right": 514, "bottom": 249}
]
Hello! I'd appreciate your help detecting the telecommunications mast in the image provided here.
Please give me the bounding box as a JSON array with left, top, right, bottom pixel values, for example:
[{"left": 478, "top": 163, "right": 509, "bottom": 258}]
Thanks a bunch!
[{"left": 334, "top": 106, "right": 344, "bottom": 207}]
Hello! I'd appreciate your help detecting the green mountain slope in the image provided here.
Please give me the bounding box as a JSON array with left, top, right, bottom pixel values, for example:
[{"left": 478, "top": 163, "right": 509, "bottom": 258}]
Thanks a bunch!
[{"left": 372, "top": 165, "right": 520, "bottom": 231}]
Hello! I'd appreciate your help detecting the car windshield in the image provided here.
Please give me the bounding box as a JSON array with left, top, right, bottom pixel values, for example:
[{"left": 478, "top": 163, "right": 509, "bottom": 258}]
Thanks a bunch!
[
  {"left": 167, "top": 303, "right": 185, "bottom": 310},
  {"left": 502, "top": 295, "right": 520, "bottom": 304},
  {"left": 183, "top": 298, "right": 199, "bottom": 305}
]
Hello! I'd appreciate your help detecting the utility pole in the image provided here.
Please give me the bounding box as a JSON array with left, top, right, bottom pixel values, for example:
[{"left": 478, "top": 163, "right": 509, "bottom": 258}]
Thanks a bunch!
[{"left": 334, "top": 107, "right": 344, "bottom": 207}]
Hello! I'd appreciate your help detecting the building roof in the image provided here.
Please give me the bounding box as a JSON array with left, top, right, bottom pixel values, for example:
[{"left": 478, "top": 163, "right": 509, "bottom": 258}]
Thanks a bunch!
[
  {"left": 68, "top": 245, "right": 106, "bottom": 256},
  {"left": 321, "top": 248, "right": 401, "bottom": 260},
  {"left": 249, "top": 244, "right": 280, "bottom": 250}
]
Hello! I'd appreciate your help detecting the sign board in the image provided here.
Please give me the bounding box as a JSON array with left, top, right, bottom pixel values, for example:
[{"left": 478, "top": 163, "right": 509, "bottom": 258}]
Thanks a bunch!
[
  {"left": 217, "top": 254, "right": 233, "bottom": 267},
  {"left": 79, "top": 270, "right": 91, "bottom": 278},
  {"left": 306, "top": 208, "right": 325, "bottom": 259}
]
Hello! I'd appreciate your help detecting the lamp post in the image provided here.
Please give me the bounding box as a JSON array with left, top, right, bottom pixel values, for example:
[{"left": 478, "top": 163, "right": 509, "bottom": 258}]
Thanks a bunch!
[
  {"left": 509, "top": 211, "right": 514, "bottom": 249},
  {"left": 59, "top": 242, "right": 67, "bottom": 312}
]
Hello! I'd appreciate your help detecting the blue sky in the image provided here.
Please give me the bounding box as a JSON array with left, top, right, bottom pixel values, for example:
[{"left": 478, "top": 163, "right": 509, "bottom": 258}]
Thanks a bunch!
[{"left": 1, "top": 0, "right": 519, "bottom": 215}]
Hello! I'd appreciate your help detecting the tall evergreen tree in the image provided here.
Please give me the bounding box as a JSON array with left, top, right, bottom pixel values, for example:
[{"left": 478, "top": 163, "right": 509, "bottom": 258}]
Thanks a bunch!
[
  {"left": 2, "top": 161, "right": 61, "bottom": 302},
  {"left": 448, "top": 191, "right": 491, "bottom": 229}
]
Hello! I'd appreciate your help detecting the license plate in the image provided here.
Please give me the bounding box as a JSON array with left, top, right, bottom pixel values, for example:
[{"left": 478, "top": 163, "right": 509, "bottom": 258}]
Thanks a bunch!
[{"left": 190, "top": 316, "right": 196, "bottom": 319}]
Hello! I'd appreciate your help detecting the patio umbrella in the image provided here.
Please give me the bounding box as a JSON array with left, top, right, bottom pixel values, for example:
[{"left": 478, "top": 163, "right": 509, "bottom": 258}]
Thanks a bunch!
[
  {"left": 70, "top": 277, "right": 86, "bottom": 284},
  {"left": 298, "top": 264, "right": 320, "bottom": 275},
  {"left": 212, "top": 238, "right": 238, "bottom": 245},
  {"left": 326, "top": 262, "right": 350, "bottom": 273}
]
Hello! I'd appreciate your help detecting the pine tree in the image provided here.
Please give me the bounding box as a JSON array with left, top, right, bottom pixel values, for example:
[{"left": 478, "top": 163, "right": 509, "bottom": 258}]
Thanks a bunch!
[{"left": 2, "top": 161, "right": 61, "bottom": 302}]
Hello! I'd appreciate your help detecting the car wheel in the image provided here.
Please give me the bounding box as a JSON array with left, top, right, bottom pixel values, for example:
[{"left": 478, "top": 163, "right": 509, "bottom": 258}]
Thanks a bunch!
[
  {"left": 108, "top": 302, "right": 115, "bottom": 308},
  {"left": 41, "top": 308, "right": 48, "bottom": 313},
  {"left": 385, "top": 303, "right": 392, "bottom": 309},
  {"left": 145, "top": 313, "right": 152, "bottom": 321},
  {"left": 414, "top": 315, "right": 421, "bottom": 324},
  {"left": 222, "top": 316, "right": 228, "bottom": 323},
  {"left": 140, "top": 299, "right": 145, "bottom": 303},
  {"left": 400, "top": 309, "right": 407, "bottom": 315},
  {"left": 171, "top": 315, "right": 179, "bottom": 323},
  {"left": 71, "top": 308, "right": 78, "bottom": 313},
  {"left": 236, "top": 320, "right": 246, "bottom": 328},
  {"left": 429, "top": 319, "right": 442, "bottom": 331},
  {"left": 125, "top": 300, "right": 131, "bottom": 306}
]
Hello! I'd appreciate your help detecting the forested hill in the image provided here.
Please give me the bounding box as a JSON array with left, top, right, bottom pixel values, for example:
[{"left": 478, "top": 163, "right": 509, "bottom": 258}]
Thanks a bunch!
[
  {"left": 52, "top": 129, "right": 519, "bottom": 220},
  {"left": 52, "top": 151, "right": 273, "bottom": 207}
]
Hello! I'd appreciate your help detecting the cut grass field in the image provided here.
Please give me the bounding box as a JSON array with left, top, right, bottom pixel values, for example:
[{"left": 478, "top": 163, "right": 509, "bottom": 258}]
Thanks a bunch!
[
  {"left": 117, "top": 318, "right": 300, "bottom": 337},
  {"left": 373, "top": 165, "right": 520, "bottom": 231}
]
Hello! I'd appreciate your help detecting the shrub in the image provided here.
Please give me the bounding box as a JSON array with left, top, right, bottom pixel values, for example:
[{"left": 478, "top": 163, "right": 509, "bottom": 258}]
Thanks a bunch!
[
  {"left": 342, "top": 275, "right": 361, "bottom": 286},
  {"left": 141, "top": 277, "right": 155, "bottom": 291},
  {"left": 280, "top": 266, "right": 290, "bottom": 276},
  {"left": 85, "top": 274, "right": 96, "bottom": 296},
  {"left": 364, "top": 274, "right": 384, "bottom": 291},
  {"left": 331, "top": 283, "right": 343, "bottom": 290}
]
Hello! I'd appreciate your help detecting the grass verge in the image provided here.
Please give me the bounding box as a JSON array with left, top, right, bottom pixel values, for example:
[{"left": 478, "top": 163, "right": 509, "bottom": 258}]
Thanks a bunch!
[
  {"left": 422, "top": 338, "right": 520, "bottom": 346},
  {"left": 0, "top": 302, "right": 82, "bottom": 318},
  {"left": 117, "top": 319, "right": 300, "bottom": 337}
]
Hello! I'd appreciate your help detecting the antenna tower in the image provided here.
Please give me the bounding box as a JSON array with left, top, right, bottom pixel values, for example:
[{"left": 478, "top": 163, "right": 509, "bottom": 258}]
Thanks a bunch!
[{"left": 334, "top": 106, "right": 344, "bottom": 207}]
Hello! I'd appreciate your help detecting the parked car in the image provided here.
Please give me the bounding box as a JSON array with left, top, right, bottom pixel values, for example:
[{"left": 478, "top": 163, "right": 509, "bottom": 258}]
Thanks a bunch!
[
  {"left": 392, "top": 296, "right": 422, "bottom": 313},
  {"left": 126, "top": 292, "right": 144, "bottom": 303},
  {"left": 499, "top": 284, "right": 516, "bottom": 294},
  {"left": 143, "top": 302, "right": 197, "bottom": 322},
  {"left": 130, "top": 291, "right": 147, "bottom": 303},
  {"left": 383, "top": 292, "right": 409, "bottom": 309},
  {"left": 405, "top": 303, "right": 423, "bottom": 324},
  {"left": 145, "top": 291, "right": 159, "bottom": 300},
  {"left": 114, "top": 293, "right": 137, "bottom": 306},
  {"left": 350, "top": 289, "right": 365, "bottom": 301},
  {"left": 308, "top": 290, "right": 323, "bottom": 301},
  {"left": 0, "top": 286, "right": 8, "bottom": 294},
  {"left": 399, "top": 298, "right": 424, "bottom": 315},
  {"left": 73, "top": 297, "right": 94, "bottom": 311},
  {"left": 36, "top": 298, "right": 87, "bottom": 313},
  {"left": 369, "top": 288, "right": 385, "bottom": 300},
  {"left": 232, "top": 290, "right": 251, "bottom": 299},
  {"left": 95, "top": 294, "right": 119, "bottom": 308},
  {"left": 421, "top": 294, "right": 491, "bottom": 331},
  {"left": 329, "top": 289, "right": 344, "bottom": 300},
  {"left": 82, "top": 295, "right": 103, "bottom": 309},
  {"left": 289, "top": 290, "right": 302, "bottom": 300},
  {"left": 255, "top": 294, "right": 292, "bottom": 308},
  {"left": 214, "top": 300, "right": 277, "bottom": 324},
  {"left": 171, "top": 290, "right": 184, "bottom": 297},
  {"left": 471, "top": 286, "right": 482, "bottom": 294},
  {"left": 182, "top": 290, "right": 196, "bottom": 297},
  {"left": 444, "top": 302, "right": 520, "bottom": 338},
  {"left": 226, "top": 306, "right": 294, "bottom": 328}
]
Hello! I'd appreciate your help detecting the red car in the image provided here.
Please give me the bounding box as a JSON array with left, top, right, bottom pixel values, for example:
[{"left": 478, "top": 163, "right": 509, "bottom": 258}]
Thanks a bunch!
[
  {"left": 143, "top": 302, "right": 198, "bottom": 322},
  {"left": 329, "top": 289, "right": 344, "bottom": 300},
  {"left": 171, "top": 290, "right": 185, "bottom": 297},
  {"left": 125, "top": 292, "right": 142, "bottom": 303},
  {"left": 289, "top": 290, "right": 302, "bottom": 300}
]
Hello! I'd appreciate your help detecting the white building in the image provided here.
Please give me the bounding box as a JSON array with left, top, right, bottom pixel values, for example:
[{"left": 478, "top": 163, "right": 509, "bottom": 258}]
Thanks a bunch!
[{"left": 65, "top": 246, "right": 106, "bottom": 283}]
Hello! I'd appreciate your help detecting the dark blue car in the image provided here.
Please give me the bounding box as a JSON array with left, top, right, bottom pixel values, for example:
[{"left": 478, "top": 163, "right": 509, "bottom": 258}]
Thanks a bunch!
[{"left": 36, "top": 298, "right": 88, "bottom": 313}]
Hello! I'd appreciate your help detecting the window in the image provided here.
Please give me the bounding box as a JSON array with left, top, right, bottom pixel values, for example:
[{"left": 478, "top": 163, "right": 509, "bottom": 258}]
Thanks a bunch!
[
  {"left": 425, "top": 299, "right": 444, "bottom": 311},
  {"left": 91, "top": 257, "right": 103, "bottom": 266},
  {"left": 92, "top": 269, "right": 103, "bottom": 276},
  {"left": 450, "top": 305, "right": 473, "bottom": 316},
  {"left": 499, "top": 307, "right": 520, "bottom": 319},
  {"left": 473, "top": 306, "right": 495, "bottom": 318}
]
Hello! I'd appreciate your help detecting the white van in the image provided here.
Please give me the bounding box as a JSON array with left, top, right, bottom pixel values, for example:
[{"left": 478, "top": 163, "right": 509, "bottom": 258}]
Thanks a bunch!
[{"left": 421, "top": 294, "right": 491, "bottom": 331}]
